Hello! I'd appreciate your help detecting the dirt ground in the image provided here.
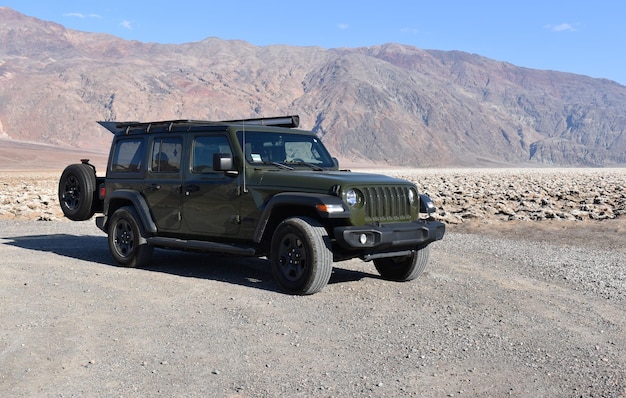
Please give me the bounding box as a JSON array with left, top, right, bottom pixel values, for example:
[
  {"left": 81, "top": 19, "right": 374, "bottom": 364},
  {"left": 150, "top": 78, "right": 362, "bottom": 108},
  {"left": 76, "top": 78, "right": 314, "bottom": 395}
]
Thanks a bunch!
[
  {"left": 0, "top": 218, "right": 624, "bottom": 397},
  {"left": 453, "top": 218, "right": 626, "bottom": 254},
  {"left": 0, "top": 148, "right": 624, "bottom": 397}
]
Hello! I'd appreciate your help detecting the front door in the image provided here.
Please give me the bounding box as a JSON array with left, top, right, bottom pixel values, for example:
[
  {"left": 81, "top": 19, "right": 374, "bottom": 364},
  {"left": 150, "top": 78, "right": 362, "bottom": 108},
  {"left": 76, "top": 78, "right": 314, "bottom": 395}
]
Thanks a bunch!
[{"left": 182, "top": 134, "right": 240, "bottom": 236}]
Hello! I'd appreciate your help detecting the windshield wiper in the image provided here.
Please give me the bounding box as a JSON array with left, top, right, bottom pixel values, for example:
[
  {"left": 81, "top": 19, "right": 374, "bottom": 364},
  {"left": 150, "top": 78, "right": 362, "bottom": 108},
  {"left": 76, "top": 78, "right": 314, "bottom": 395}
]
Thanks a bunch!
[
  {"left": 263, "top": 161, "right": 294, "bottom": 170},
  {"left": 286, "top": 161, "right": 325, "bottom": 171}
]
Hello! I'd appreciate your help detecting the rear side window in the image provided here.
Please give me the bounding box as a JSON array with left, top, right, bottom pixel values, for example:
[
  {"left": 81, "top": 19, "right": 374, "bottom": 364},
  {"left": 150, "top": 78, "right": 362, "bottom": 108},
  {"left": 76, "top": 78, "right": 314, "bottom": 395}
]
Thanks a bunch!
[
  {"left": 111, "top": 138, "right": 145, "bottom": 172},
  {"left": 151, "top": 137, "right": 183, "bottom": 173}
]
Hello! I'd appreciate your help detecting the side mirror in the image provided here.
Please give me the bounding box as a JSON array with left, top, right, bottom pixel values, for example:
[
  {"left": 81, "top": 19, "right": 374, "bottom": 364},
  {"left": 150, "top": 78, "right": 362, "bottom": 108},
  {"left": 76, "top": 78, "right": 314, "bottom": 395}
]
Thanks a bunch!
[
  {"left": 332, "top": 157, "right": 339, "bottom": 169},
  {"left": 419, "top": 194, "right": 437, "bottom": 215},
  {"left": 213, "top": 153, "right": 235, "bottom": 171}
]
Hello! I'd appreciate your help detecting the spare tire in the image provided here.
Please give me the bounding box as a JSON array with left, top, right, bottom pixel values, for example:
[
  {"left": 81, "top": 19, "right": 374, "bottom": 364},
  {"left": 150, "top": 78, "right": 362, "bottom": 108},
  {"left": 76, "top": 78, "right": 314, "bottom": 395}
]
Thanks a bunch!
[{"left": 58, "top": 163, "right": 97, "bottom": 221}]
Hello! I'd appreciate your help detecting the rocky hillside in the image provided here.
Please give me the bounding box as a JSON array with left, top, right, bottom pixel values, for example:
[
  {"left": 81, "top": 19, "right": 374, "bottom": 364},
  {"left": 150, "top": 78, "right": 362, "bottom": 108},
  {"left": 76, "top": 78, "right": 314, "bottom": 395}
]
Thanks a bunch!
[{"left": 1, "top": 7, "right": 626, "bottom": 167}]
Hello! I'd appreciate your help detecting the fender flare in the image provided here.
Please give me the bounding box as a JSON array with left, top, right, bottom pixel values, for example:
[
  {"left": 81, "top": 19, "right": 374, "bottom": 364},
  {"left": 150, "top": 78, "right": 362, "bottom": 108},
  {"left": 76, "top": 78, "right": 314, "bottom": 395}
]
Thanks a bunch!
[
  {"left": 253, "top": 192, "right": 349, "bottom": 243},
  {"left": 104, "top": 189, "right": 157, "bottom": 235}
]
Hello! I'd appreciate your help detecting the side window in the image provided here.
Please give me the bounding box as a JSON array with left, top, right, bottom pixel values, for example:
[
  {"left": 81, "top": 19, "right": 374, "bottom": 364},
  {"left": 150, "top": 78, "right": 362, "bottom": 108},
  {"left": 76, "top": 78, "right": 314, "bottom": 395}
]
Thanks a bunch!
[
  {"left": 192, "top": 135, "right": 232, "bottom": 173},
  {"left": 151, "top": 137, "right": 182, "bottom": 173},
  {"left": 111, "top": 138, "right": 145, "bottom": 172}
]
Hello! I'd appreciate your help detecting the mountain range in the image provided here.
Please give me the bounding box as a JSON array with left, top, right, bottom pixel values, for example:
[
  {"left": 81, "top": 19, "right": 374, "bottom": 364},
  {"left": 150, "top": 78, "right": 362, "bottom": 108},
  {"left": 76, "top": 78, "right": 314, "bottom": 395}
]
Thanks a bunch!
[{"left": 1, "top": 7, "right": 626, "bottom": 167}]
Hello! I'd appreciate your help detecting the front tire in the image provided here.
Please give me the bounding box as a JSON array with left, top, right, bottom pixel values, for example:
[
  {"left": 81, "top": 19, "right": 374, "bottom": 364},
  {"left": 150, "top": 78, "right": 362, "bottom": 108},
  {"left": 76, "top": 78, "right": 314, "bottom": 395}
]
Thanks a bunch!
[
  {"left": 58, "top": 163, "right": 97, "bottom": 221},
  {"left": 374, "top": 246, "right": 431, "bottom": 281},
  {"left": 270, "top": 217, "right": 333, "bottom": 295},
  {"left": 108, "top": 206, "right": 153, "bottom": 268}
]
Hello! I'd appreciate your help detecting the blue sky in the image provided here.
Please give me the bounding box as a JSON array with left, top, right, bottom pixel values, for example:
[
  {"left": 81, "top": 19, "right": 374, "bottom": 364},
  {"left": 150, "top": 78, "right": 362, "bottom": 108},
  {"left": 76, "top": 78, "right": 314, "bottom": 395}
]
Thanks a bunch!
[{"left": 4, "top": 1, "right": 625, "bottom": 85}]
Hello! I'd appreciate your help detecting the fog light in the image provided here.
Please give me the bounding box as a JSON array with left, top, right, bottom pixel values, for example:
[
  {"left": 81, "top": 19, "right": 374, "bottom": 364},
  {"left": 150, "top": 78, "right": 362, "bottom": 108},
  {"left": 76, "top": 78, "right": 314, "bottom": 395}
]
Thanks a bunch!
[{"left": 359, "top": 233, "right": 368, "bottom": 245}]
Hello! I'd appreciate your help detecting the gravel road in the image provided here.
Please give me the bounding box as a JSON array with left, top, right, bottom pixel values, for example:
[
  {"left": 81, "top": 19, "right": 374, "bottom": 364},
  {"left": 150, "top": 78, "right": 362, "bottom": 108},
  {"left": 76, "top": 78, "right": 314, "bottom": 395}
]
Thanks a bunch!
[{"left": 1, "top": 219, "right": 624, "bottom": 397}]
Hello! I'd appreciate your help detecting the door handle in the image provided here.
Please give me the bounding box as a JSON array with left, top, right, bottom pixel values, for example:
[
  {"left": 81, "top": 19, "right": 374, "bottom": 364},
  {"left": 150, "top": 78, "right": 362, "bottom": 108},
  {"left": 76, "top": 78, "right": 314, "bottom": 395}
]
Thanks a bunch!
[
  {"left": 145, "top": 184, "right": 161, "bottom": 191},
  {"left": 184, "top": 184, "right": 200, "bottom": 195}
]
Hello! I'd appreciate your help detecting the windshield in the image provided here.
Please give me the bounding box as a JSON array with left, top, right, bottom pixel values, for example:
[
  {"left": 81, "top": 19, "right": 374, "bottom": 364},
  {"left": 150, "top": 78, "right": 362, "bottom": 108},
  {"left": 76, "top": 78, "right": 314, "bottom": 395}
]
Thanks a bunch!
[{"left": 237, "top": 130, "right": 336, "bottom": 168}]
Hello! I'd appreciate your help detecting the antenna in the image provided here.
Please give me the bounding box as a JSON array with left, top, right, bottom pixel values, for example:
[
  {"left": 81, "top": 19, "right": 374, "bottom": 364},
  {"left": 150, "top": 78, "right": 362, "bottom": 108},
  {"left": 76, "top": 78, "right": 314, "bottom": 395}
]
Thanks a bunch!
[{"left": 242, "top": 120, "right": 248, "bottom": 193}]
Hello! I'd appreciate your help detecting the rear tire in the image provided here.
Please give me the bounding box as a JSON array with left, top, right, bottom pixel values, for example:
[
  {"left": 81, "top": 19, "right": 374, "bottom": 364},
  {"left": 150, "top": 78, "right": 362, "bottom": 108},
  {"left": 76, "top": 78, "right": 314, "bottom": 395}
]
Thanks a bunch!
[
  {"left": 108, "top": 206, "right": 153, "bottom": 268},
  {"left": 270, "top": 217, "right": 333, "bottom": 295},
  {"left": 374, "top": 246, "right": 430, "bottom": 281},
  {"left": 58, "top": 163, "right": 97, "bottom": 221}
]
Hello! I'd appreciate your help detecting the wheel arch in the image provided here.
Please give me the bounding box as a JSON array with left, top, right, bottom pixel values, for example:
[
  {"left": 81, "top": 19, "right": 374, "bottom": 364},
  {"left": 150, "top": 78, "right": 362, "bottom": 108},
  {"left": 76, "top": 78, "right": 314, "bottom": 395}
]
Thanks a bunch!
[
  {"left": 252, "top": 192, "right": 348, "bottom": 245},
  {"left": 104, "top": 190, "right": 157, "bottom": 236}
]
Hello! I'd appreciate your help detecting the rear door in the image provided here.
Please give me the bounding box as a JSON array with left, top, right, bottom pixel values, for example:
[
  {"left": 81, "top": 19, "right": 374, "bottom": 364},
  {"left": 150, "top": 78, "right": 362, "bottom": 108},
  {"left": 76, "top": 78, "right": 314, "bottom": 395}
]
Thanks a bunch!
[{"left": 143, "top": 135, "right": 184, "bottom": 232}]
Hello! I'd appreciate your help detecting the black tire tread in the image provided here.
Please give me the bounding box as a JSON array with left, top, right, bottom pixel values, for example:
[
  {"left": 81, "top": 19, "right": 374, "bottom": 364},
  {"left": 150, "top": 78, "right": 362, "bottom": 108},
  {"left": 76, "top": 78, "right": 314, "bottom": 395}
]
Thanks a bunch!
[
  {"left": 374, "top": 245, "right": 430, "bottom": 281},
  {"left": 108, "top": 206, "right": 153, "bottom": 268},
  {"left": 270, "top": 216, "right": 333, "bottom": 295},
  {"left": 58, "top": 163, "right": 97, "bottom": 221}
]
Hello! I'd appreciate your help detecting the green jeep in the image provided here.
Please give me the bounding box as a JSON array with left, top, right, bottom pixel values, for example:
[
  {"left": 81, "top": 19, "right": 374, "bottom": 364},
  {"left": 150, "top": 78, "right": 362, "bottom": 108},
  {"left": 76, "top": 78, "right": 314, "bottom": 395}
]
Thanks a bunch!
[{"left": 58, "top": 115, "right": 445, "bottom": 294}]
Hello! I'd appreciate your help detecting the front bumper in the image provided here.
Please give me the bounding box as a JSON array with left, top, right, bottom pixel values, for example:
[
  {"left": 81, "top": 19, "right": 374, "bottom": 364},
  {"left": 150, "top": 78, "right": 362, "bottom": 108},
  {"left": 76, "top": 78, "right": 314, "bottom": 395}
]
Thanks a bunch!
[{"left": 334, "top": 219, "right": 445, "bottom": 251}]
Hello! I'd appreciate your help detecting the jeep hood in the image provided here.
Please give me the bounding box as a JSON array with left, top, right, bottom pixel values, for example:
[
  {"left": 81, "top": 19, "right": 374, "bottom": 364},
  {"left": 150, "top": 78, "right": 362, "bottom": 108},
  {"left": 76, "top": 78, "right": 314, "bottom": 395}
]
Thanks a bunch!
[{"left": 251, "top": 170, "right": 414, "bottom": 192}]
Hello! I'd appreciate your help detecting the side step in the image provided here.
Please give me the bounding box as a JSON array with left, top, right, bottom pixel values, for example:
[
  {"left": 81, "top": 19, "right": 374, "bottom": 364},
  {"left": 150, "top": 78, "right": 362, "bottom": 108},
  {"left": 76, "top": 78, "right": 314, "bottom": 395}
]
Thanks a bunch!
[{"left": 146, "top": 237, "right": 258, "bottom": 256}]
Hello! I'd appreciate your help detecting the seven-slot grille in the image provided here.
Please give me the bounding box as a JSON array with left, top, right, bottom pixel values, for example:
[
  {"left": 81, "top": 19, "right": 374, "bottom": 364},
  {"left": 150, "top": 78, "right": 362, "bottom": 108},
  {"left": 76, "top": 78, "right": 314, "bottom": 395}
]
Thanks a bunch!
[{"left": 362, "top": 186, "right": 412, "bottom": 222}]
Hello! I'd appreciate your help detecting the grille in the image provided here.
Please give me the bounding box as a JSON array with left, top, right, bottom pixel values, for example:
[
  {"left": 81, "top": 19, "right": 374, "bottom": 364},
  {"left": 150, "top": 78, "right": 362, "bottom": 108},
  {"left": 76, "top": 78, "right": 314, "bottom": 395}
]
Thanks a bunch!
[{"left": 362, "top": 186, "right": 411, "bottom": 222}]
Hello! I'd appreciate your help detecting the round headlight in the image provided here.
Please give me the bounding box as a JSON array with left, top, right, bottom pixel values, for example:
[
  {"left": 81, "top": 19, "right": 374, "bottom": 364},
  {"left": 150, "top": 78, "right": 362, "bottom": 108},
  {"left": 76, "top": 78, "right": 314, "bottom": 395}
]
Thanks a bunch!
[
  {"left": 345, "top": 189, "right": 359, "bottom": 207},
  {"left": 408, "top": 188, "right": 416, "bottom": 205}
]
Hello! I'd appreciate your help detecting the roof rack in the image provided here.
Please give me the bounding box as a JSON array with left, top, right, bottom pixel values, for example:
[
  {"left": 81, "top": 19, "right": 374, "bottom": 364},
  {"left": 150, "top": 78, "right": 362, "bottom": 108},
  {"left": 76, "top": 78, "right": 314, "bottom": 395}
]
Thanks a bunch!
[
  {"left": 97, "top": 115, "right": 300, "bottom": 134},
  {"left": 220, "top": 115, "right": 299, "bottom": 128}
]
